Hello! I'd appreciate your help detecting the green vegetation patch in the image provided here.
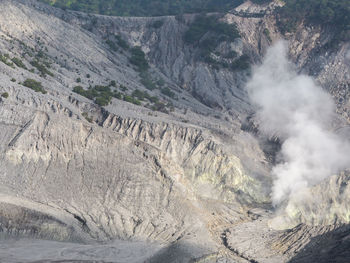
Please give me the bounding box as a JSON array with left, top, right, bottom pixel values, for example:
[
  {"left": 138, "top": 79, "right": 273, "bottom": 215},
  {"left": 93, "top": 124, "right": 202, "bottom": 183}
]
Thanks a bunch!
[
  {"left": 151, "top": 101, "right": 171, "bottom": 114},
  {"left": 184, "top": 15, "right": 239, "bottom": 45},
  {"left": 106, "top": 40, "right": 118, "bottom": 52},
  {"left": 1, "top": 92, "right": 9, "bottom": 98},
  {"left": 0, "top": 53, "right": 14, "bottom": 68},
  {"left": 139, "top": 71, "right": 157, "bottom": 90},
  {"left": 11, "top": 57, "right": 27, "bottom": 69},
  {"left": 277, "top": 0, "right": 350, "bottom": 40},
  {"left": 250, "top": 0, "right": 272, "bottom": 4},
  {"left": 115, "top": 35, "right": 129, "bottom": 50},
  {"left": 152, "top": 20, "right": 164, "bottom": 29},
  {"left": 229, "top": 54, "right": 250, "bottom": 71},
  {"left": 73, "top": 85, "right": 112, "bottom": 106},
  {"left": 38, "top": 0, "right": 348, "bottom": 43},
  {"left": 263, "top": 28, "right": 271, "bottom": 42},
  {"left": 39, "top": 0, "right": 245, "bottom": 17},
  {"left": 30, "top": 60, "right": 54, "bottom": 77},
  {"left": 72, "top": 83, "right": 166, "bottom": 110},
  {"left": 123, "top": 95, "right": 141, "bottom": 105},
  {"left": 109, "top": 80, "right": 117, "bottom": 87},
  {"left": 106, "top": 35, "right": 129, "bottom": 52},
  {"left": 132, "top": 89, "right": 159, "bottom": 103},
  {"left": 184, "top": 15, "right": 240, "bottom": 66},
  {"left": 23, "top": 79, "right": 47, "bottom": 94},
  {"left": 161, "top": 87, "right": 176, "bottom": 99},
  {"left": 129, "top": 46, "right": 149, "bottom": 72}
]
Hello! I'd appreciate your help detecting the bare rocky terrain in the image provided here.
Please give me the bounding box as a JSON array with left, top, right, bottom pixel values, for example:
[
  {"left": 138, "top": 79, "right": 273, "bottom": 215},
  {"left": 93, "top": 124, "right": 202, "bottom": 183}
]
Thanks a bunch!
[{"left": 0, "top": 0, "right": 349, "bottom": 262}]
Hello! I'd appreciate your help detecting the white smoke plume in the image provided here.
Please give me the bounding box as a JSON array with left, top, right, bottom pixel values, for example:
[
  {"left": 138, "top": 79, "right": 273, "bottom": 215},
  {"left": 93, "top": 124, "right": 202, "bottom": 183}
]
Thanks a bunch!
[
  {"left": 346, "top": 49, "right": 350, "bottom": 61},
  {"left": 247, "top": 41, "right": 350, "bottom": 205}
]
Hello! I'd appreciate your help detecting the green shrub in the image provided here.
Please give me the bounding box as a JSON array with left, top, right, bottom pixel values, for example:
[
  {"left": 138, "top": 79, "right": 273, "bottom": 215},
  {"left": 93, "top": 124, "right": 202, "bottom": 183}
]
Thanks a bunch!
[
  {"left": 23, "top": 79, "right": 47, "bottom": 94},
  {"left": 148, "top": 95, "right": 159, "bottom": 103},
  {"left": 184, "top": 16, "right": 210, "bottom": 45},
  {"left": 139, "top": 71, "right": 156, "bottom": 90},
  {"left": 30, "top": 60, "right": 54, "bottom": 77},
  {"left": 123, "top": 95, "right": 132, "bottom": 103},
  {"left": 151, "top": 102, "right": 168, "bottom": 113},
  {"left": 141, "top": 78, "right": 156, "bottom": 90},
  {"left": 76, "top": 77, "right": 81, "bottom": 83},
  {"left": 73, "top": 85, "right": 113, "bottom": 106},
  {"left": 131, "top": 89, "right": 158, "bottom": 103},
  {"left": 184, "top": 15, "right": 240, "bottom": 66},
  {"left": 38, "top": 0, "right": 244, "bottom": 17},
  {"left": 224, "top": 50, "right": 238, "bottom": 59},
  {"left": 129, "top": 46, "right": 149, "bottom": 72},
  {"left": 156, "top": 78, "right": 165, "bottom": 87},
  {"left": 277, "top": 0, "right": 350, "bottom": 40},
  {"left": 11, "top": 57, "right": 27, "bottom": 69},
  {"left": 184, "top": 15, "right": 239, "bottom": 45},
  {"left": 123, "top": 95, "right": 141, "bottom": 105},
  {"left": 73, "top": 85, "right": 84, "bottom": 94},
  {"left": 161, "top": 87, "right": 176, "bottom": 98},
  {"left": 113, "top": 91, "right": 122, "bottom": 99},
  {"left": 94, "top": 85, "right": 111, "bottom": 92},
  {"left": 106, "top": 40, "right": 118, "bottom": 52},
  {"left": 263, "top": 28, "right": 271, "bottom": 42},
  {"left": 0, "top": 53, "right": 14, "bottom": 68},
  {"left": 132, "top": 89, "right": 146, "bottom": 100},
  {"left": 152, "top": 20, "right": 164, "bottom": 28},
  {"left": 1, "top": 92, "right": 9, "bottom": 98},
  {"left": 10, "top": 78, "right": 16, "bottom": 82},
  {"left": 250, "top": 0, "right": 272, "bottom": 3},
  {"left": 115, "top": 35, "right": 129, "bottom": 50},
  {"left": 95, "top": 96, "right": 111, "bottom": 106},
  {"left": 230, "top": 55, "right": 250, "bottom": 71},
  {"left": 120, "top": 85, "right": 128, "bottom": 91},
  {"left": 35, "top": 50, "right": 47, "bottom": 60}
]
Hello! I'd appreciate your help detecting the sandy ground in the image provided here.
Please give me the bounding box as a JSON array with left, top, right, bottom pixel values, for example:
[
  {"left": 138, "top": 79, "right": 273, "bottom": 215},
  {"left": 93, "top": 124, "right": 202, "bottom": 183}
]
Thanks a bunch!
[{"left": 0, "top": 238, "right": 163, "bottom": 263}]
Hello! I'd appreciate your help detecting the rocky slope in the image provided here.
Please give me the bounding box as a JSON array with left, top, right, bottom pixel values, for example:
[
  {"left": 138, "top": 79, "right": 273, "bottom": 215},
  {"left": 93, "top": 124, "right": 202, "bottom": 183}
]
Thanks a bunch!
[{"left": 0, "top": 0, "right": 349, "bottom": 262}]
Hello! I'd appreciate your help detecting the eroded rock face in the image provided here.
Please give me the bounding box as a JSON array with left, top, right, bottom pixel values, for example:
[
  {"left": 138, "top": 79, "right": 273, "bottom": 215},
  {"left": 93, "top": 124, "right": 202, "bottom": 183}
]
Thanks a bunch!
[{"left": 0, "top": 0, "right": 349, "bottom": 262}]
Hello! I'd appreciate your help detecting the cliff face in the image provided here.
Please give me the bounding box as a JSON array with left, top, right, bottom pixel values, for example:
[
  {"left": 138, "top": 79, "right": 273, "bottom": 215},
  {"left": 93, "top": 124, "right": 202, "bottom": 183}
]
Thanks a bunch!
[{"left": 0, "top": 0, "right": 349, "bottom": 262}]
